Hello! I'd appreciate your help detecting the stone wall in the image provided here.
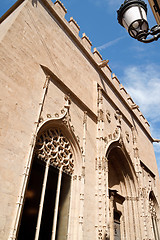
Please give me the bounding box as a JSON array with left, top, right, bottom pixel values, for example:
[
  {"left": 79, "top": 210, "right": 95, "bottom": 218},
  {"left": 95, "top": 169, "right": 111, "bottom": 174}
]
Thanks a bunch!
[{"left": 0, "top": 0, "right": 160, "bottom": 239}]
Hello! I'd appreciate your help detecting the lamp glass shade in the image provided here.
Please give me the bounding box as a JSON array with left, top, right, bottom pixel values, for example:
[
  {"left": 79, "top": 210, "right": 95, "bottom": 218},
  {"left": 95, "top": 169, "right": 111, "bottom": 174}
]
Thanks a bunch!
[
  {"left": 122, "top": 6, "right": 147, "bottom": 31},
  {"left": 117, "top": 0, "right": 149, "bottom": 39}
]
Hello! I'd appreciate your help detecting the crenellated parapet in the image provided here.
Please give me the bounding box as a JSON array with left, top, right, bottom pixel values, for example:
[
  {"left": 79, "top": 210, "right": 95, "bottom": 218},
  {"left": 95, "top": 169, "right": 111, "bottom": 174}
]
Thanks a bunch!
[
  {"left": 69, "top": 17, "right": 80, "bottom": 35},
  {"left": 81, "top": 33, "right": 92, "bottom": 50},
  {"left": 54, "top": 0, "right": 67, "bottom": 17},
  {"left": 112, "top": 73, "right": 120, "bottom": 89},
  {"left": 52, "top": 1, "right": 152, "bottom": 135},
  {"left": 5, "top": 0, "right": 148, "bottom": 136},
  {"left": 93, "top": 47, "right": 103, "bottom": 62}
]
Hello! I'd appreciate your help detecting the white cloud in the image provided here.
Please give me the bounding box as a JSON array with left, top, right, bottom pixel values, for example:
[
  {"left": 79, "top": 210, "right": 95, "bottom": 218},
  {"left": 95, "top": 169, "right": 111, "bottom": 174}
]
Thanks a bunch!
[
  {"left": 121, "top": 64, "right": 160, "bottom": 123},
  {"left": 120, "top": 64, "right": 160, "bottom": 174},
  {"left": 97, "top": 36, "right": 126, "bottom": 50}
]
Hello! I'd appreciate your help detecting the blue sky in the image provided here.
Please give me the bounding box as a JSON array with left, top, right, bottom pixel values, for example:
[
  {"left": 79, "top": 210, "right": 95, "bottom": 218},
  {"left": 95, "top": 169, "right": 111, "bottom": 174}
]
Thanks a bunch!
[{"left": 0, "top": 0, "right": 160, "bottom": 175}]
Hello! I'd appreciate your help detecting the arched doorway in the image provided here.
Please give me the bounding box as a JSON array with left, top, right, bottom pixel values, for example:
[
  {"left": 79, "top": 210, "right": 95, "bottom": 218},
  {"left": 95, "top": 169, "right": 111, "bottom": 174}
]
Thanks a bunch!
[
  {"left": 107, "top": 143, "right": 140, "bottom": 240},
  {"left": 149, "top": 191, "right": 160, "bottom": 240}
]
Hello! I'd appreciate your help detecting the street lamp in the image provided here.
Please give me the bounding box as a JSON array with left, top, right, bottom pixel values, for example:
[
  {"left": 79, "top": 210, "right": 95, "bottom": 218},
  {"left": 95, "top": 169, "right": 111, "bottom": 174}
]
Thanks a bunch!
[{"left": 117, "top": 0, "right": 160, "bottom": 43}]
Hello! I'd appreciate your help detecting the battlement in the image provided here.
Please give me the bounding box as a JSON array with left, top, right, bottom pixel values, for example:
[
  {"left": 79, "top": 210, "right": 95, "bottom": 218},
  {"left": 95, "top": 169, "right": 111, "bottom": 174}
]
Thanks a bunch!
[
  {"left": 54, "top": 0, "right": 67, "bottom": 17},
  {"left": 51, "top": 0, "right": 151, "bottom": 134},
  {"left": 82, "top": 33, "right": 92, "bottom": 50},
  {"left": 0, "top": 0, "right": 151, "bottom": 135},
  {"left": 69, "top": 17, "right": 80, "bottom": 35}
]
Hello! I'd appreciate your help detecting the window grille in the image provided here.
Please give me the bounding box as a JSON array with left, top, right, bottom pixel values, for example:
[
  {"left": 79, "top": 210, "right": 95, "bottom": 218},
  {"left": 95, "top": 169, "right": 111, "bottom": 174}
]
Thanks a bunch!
[{"left": 18, "top": 128, "right": 74, "bottom": 240}]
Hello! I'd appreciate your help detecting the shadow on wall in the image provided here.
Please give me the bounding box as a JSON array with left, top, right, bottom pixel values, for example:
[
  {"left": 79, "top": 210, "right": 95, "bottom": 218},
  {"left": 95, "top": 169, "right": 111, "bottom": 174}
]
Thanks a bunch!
[{"left": 32, "top": 0, "right": 38, "bottom": 7}]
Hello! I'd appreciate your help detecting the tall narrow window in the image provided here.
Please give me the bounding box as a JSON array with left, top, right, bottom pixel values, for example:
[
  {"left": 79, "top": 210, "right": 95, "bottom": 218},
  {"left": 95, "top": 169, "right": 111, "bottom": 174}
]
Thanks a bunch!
[{"left": 18, "top": 128, "right": 74, "bottom": 240}]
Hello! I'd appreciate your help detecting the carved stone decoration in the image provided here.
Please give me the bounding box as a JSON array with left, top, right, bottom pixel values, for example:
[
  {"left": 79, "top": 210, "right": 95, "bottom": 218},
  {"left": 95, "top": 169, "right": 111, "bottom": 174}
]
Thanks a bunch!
[
  {"left": 47, "top": 114, "right": 52, "bottom": 118},
  {"left": 97, "top": 86, "right": 103, "bottom": 105},
  {"left": 106, "top": 110, "right": 111, "bottom": 123},
  {"left": 36, "top": 128, "right": 74, "bottom": 174},
  {"left": 114, "top": 109, "right": 122, "bottom": 126},
  {"left": 83, "top": 111, "right": 87, "bottom": 124},
  {"left": 149, "top": 199, "right": 157, "bottom": 217},
  {"left": 98, "top": 109, "right": 104, "bottom": 122},
  {"left": 98, "top": 228, "right": 103, "bottom": 240},
  {"left": 125, "top": 131, "right": 130, "bottom": 143},
  {"left": 131, "top": 127, "right": 137, "bottom": 144},
  {"left": 64, "top": 94, "right": 71, "bottom": 105},
  {"left": 134, "top": 147, "right": 139, "bottom": 158},
  {"left": 39, "top": 116, "right": 44, "bottom": 123}
]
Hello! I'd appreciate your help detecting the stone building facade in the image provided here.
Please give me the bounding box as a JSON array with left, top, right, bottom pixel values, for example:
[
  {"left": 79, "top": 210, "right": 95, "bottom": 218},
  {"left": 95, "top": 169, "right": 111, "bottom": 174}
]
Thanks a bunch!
[
  {"left": 0, "top": 0, "right": 160, "bottom": 239},
  {"left": 148, "top": 0, "right": 160, "bottom": 24}
]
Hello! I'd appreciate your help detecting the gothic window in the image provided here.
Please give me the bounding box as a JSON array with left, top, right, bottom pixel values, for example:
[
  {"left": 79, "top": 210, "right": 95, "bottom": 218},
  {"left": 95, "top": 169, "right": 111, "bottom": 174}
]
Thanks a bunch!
[
  {"left": 149, "top": 192, "right": 160, "bottom": 240},
  {"left": 18, "top": 128, "right": 74, "bottom": 240}
]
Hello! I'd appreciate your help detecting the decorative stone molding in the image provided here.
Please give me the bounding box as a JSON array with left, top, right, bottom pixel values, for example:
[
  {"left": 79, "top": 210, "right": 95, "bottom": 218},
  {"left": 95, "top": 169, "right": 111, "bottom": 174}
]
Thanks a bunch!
[
  {"left": 38, "top": 94, "right": 81, "bottom": 155},
  {"left": 104, "top": 128, "right": 120, "bottom": 146},
  {"left": 105, "top": 126, "right": 121, "bottom": 156}
]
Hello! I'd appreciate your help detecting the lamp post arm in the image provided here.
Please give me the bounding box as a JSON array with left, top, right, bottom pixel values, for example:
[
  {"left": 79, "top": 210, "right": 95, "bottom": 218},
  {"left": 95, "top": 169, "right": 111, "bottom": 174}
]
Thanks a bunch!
[{"left": 137, "top": 25, "right": 160, "bottom": 43}]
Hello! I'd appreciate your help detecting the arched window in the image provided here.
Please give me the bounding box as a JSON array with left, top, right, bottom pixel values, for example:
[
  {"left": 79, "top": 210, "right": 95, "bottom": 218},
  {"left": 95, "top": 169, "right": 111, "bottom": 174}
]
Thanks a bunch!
[
  {"left": 18, "top": 128, "right": 74, "bottom": 240},
  {"left": 149, "top": 192, "right": 160, "bottom": 240}
]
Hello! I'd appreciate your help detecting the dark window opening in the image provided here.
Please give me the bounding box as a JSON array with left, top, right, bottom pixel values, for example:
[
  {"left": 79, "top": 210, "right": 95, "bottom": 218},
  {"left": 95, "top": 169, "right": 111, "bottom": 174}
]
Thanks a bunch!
[
  {"left": 114, "top": 211, "right": 121, "bottom": 240},
  {"left": 17, "top": 156, "right": 71, "bottom": 240},
  {"left": 18, "top": 158, "right": 45, "bottom": 240}
]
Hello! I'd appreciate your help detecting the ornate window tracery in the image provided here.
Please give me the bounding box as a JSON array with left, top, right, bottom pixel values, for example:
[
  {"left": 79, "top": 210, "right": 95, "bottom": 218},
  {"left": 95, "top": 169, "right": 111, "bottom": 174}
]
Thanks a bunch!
[
  {"left": 17, "top": 128, "right": 74, "bottom": 240},
  {"left": 36, "top": 128, "right": 74, "bottom": 174}
]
